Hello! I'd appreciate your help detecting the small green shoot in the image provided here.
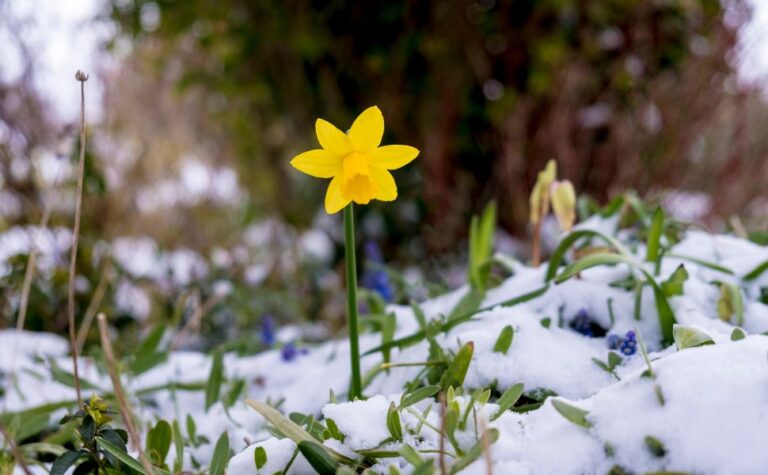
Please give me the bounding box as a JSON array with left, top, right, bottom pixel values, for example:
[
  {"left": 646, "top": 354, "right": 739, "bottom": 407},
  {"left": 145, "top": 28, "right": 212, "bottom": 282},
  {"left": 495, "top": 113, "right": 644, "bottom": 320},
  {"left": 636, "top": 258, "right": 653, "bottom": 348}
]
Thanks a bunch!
[
  {"left": 491, "top": 383, "right": 524, "bottom": 421},
  {"left": 493, "top": 325, "right": 514, "bottom": 354},
  {"left": 672, "top": 325, "right": 714, "bottom": 350},
  {"left": 205, "top": 349, "right": 224, "bottom": 411},
  {"left": 551, "top": 399, "right": 592, "bottom": 428},
  {"left": 731, "top": 328, "right": 747, "bottom": 341},
  {"left": 254, "top": 446, "right": 267, "bottom": 470},
  {"left": 208, "top": 432, "right": 230, "bottom": 475}
]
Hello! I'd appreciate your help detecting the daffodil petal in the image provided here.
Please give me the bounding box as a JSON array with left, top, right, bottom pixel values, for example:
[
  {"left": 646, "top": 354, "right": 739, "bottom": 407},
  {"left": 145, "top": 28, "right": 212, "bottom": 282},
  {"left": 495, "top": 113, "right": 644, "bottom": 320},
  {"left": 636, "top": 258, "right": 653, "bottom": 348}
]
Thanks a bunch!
[
  {"left": 368, "top": 145, "right": 419, "bottom": 170},
  {"left": 369, "top": 166, "right": 397, "bottom": 201},
  {"left": 349, "top": 106, "right": 384, "bottom": 152},
  {"left": 290, "top": 149, "right": 342, "bottom": 178},
  {"left": 325, "top": 175, "right": 350, "bottom": 214},
  {"left": 316, "top": 119, "right": 352, "bottom": 156}
]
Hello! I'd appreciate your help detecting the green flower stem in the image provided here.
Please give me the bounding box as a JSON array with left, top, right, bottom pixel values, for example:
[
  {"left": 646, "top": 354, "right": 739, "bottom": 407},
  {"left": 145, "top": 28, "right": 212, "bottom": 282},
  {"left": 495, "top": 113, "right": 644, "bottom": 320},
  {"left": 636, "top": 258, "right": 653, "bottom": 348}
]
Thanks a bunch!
[{"left": 344, "top": 203, "right": 362, "bottom": 400}]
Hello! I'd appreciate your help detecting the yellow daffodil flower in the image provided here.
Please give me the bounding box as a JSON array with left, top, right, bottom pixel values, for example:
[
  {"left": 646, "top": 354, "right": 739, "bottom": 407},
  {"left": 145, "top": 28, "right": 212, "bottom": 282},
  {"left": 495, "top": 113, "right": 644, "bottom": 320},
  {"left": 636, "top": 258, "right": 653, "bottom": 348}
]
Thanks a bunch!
[
  {"left": 551, "top": 179, "right": 577, "bottom": 232},
  {"left": 290, "top": 106, "right": 419, "bottom": 214}
]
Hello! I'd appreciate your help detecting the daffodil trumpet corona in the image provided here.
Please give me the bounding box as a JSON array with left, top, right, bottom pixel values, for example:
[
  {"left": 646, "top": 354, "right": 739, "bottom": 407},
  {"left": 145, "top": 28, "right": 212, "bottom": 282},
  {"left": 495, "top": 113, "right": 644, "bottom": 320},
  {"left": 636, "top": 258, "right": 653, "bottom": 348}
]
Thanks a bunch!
[{"left": 290, "top": 106, "right": 419, "bottom": 400}]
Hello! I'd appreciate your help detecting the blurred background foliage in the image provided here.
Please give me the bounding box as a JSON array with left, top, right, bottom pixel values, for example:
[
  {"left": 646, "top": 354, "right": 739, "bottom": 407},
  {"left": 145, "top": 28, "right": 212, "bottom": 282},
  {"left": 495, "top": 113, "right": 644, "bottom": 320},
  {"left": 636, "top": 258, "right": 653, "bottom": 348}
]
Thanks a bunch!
[{"left": 1, "top": 0, "right": 767, "bottom": 350}]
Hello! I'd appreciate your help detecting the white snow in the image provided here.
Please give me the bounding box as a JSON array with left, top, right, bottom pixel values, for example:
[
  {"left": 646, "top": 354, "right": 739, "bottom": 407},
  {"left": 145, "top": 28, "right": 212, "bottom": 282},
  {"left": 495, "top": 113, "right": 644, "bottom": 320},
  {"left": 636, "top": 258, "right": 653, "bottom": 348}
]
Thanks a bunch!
[{"left": 3, "top": 222, "right": 768, "bottom": 474}]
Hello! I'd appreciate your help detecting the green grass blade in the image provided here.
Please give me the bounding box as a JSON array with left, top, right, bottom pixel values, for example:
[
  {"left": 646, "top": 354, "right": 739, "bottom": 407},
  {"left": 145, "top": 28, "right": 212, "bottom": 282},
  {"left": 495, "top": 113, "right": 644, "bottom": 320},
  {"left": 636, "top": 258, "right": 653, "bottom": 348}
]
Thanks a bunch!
[
  {"left": 545, "top": 229, "right": 631, "bottom": 281},
  {"left": 205, "top": 350, "right": 224, "bottom": 410},
  {"left": 646, "top": 207, "right": 664, "bottom": 263},
  {"left": 208, "top": 432, "right": 230, "bottom": 475},
  {"left": 743, "top": 259, "right": 768, "bottom": 282}
]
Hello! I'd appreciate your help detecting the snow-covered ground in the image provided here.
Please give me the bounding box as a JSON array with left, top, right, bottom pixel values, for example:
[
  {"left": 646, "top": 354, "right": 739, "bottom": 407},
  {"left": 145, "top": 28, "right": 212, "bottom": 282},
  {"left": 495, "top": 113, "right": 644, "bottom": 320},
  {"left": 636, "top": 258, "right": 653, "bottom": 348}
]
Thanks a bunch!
[{"left": 3, "top": 218, "right": 768, "bottom": 474}]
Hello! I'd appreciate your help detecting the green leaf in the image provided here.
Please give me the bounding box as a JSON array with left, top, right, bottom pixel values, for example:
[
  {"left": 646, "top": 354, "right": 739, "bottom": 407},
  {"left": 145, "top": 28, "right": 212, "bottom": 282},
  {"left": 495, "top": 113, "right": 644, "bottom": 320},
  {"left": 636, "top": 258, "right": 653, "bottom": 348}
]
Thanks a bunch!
[
  {"left": 48, "top": 358, "right": 98, "bottom": 390},
  {"left": 186, "top": 414, "right": 197, "bottom": 441},
  {"left": 449, "top": 428, "right": 499, "bottom": 474},
  {"left": 730, "top": 328, "right": 747, "bottom": 341},
  {"left": 225, "top": 379, "right": 246, "bottom": 409},
  {"left": 460, "top": 388, "right": 491, "bottom": 430},
  {"left": 297, "top": 441, "right": 338, "bottom": 475},
  {"left": 96, "top": 435, "right": 170, "bottom": 474},
  {"left": 209, "top": 432, "right": 230, "bottom": 475},
  {"left": 743, "top": 260, "right": 768, "bottom": 282},
  {"left": 205, "top": 350, "right": 225, "bottom": 411},
  {"left": 551, "top": 399, "right": 592, "bottom": 428},
  {"left": 661, "top": 264, "right": 688, "bottom": 297},
  {"left": 51, "top": 450, "right": 83, "bottom": 475},
  {"left": 254, "top": 446, "right": 267, "bottom": 470},
  {"left": 644, "top": 436, "right": 667, "bottom": 458},
  {"left": 398, "top": 444, "right": 424, "bottom": 466},
  {"left": 386, "top": 402, "right": 403, "bottom": 442},
  {"left": 380, "top": 312, "right": 397, "bottom": 366},
  {"left": 400, "top": 385, "right": 440, "bottom": 408},
  {"left": 468, "top": 202, "right": 496, "bottom": 291},
  {"left": 172, "top": 420, "right": 184, "bottom": 474},
  {"left": 672, "top": 325, "right": 715, "bottom": 350},
  {"left": 646, "top": 207, "right": 664, "bottom": 263},
  {"left": 439, "top": 342, "right": 474, "bottom": 390},
  {"left": 130, "top": 351, "right": 169, "bottom": 377},
  {"left": 545, "top": 229, "right": 632, "bottom": 282},
  {"left": 246, "top": 400, "right": 354, "bottom": 465},
  {"left": 443, "top": 407, "right": 461, "bottom": 454},
  {"left": 412, "top": 460, "right": 436, "bottom": 475},
  {"left": 448, "top": 288, "right": 484, "bottom": 322},
  {"left": 130, "top": 325, "right": 168, "bottom": 375},
  {"left": 717, "top": 282, "right": 744, "bottom": 326},
  {"left": 410, "top": 302, "right": 428, "bottom": 330},
  {"left": 146, "top": 420, "right": 172, "bottom": 466},
  {"left": 491, "top": 383, "right": 524, "bottom": 421},
  {"left": 493, "top": 325, "right": 514, "bottom": 354},
  {"left": 666, "top": 253, "right": 734, "bottom": 275},
  {"left": 324, "top": 418, "right": 345, "bottom": 442},
  {"left": 607, "top": 351, "right": 623, "bottom": 370}
]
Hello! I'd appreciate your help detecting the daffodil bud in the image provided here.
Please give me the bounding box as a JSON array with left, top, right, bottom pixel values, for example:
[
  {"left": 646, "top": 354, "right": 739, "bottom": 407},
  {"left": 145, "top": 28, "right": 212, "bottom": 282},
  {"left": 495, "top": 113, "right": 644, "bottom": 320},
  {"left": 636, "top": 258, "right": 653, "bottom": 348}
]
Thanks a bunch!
[
  {"left": 529, "top": 159, "right": 558, "bottom": 224},
  {"left": 551, "top": 180, "right": 576, "bottom": 232}
]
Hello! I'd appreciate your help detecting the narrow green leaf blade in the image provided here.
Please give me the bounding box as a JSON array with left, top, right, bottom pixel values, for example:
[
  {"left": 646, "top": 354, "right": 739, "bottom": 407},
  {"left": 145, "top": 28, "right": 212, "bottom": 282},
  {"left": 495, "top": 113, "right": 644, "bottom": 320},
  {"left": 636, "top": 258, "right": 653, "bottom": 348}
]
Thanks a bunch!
[
  {"left": 491, "top": 383, "right": 524, "bottom": 421},
  {"left": 297, "top": 440, "right": 338, "bottom": 475},
  {"left": 551, "top": 399, "right": 592, "bottom": 428},
  {"left": 208, "top": 432, "right": 230, "bottom": 475},
  {"left": 205, "top": 350, "right": 224, "bottom": 411},
  {"left": 493, "top": 325, "right": 514, "bottom": 354}
]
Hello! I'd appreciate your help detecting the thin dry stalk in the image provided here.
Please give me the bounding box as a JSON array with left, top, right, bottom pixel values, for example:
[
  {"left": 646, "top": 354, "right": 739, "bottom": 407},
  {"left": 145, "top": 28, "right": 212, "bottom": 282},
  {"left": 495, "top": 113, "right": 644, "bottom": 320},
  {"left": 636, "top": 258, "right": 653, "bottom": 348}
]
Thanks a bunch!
[
  {"left": 531, "top": 220, "right": 542, "bottom": 267},
  {"left": 171, "top": 292, "right": 224, "bottom": 350},
  {"left": 67, "top": 70, "right": 90, "bottom": 406},
  {"left": 76, "top": 261, "right": 113, "bottom": 352},
  {"left": 438, "top": 392, "right": 448, "bottom": 475},
  {"left": 96, "top": 313, "right": 155, "bottom": 475},
  {"left": 0, "top": 423, "right": 33, "bottom": 475},
  {"left": 16, "top": 207, "right": 52, "bottom": 330},
  {"left": 729, "top": 215, "right": 748, "bottom": 239},
  {"left": 479, "top": 418, "right": 494, "bottom": 475}
]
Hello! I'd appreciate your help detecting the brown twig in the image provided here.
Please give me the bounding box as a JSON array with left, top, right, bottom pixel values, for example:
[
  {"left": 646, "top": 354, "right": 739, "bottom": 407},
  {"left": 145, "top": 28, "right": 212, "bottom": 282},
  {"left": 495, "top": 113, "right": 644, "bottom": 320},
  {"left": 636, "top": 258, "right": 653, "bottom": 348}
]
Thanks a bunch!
[
  {"left": 438, "top": 392, "right": 448, "bottom": 475},
  {"left": 171, "top": 292, "right": 225, "bottom": 351},
  {"left": 16, "top": 207, "right": 52, "bottom": 330},
  {"left": 96, "top": 313, "right": 155, "bottom": 475},
  {"left": 76, "top": 260, "right": 113, "bottom": 352},
  {"left": 531, "top": 220, "right": 542, "bottom": 267},
  {"left": 479, "top": 418, "right": 494, "bottom": 475},
  {"left": 0, "top": 423, "right": 33, "bottom": 475},
  {"left": 67, "top": 70, "right": 90, "bottom": 407}
]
